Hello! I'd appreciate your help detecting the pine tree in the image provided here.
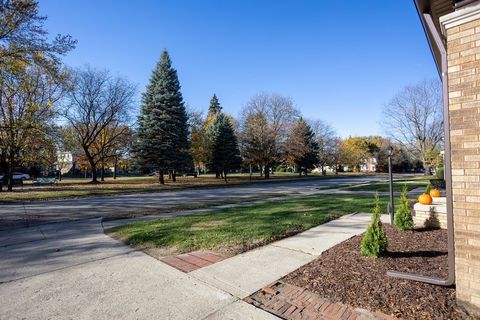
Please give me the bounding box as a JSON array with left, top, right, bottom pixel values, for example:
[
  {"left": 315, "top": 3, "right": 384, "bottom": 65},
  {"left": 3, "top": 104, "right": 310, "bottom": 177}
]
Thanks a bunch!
[
  {"left": 205, "top": 113, "right": 242, "bottom": 181},
  {"left": 207, "top": 94, "right": 222, "bottom": 119},
  {"left": 284, "top": 118, "right": 319, "bottom": 176},
  {"left": 133, "top": 50, "right": 191, "bottom": 184},
  {"left": 394, "top": 185, "right": 414, "bottom": 231},
  {"left": 361, "top": 193, "right": 388, "bottom": 258}
]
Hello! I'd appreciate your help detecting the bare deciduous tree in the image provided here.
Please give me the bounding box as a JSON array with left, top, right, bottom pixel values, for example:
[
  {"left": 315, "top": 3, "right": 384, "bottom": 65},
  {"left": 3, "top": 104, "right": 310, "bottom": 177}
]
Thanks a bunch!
[
  {"left": 382, "top": 79, "right": 444, "bottom": 174},
  {"left": 240, "top": 93, "right": 299, "bottom": 178},
  {"left": 308, "top": 119, "right": 338, "bottom": 173},
  {"left": 62, "top": 67, "right": 135, "bottom": 183}
]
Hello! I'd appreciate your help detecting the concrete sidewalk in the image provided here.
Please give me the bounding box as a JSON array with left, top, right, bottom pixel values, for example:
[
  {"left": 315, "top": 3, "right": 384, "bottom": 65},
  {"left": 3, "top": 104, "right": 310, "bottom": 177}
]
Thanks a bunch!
[
  {"left": 0, "top": 218, "right": 278, "bottom": 320},
  {"left": 189, "top": 213, "right": 390, "bottom": 299},
  {"left": 0, "top": 208, "right": 387, "bottom": 319}
]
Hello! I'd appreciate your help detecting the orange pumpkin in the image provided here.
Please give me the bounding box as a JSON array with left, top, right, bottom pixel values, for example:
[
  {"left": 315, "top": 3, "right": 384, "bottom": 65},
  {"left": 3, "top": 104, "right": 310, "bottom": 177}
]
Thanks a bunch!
[
  {"left": 418, "top": 193, "right": 433, "bottom": 205},
  {"left": 430, "top": 189, "right": 441, "bottom": 198}
]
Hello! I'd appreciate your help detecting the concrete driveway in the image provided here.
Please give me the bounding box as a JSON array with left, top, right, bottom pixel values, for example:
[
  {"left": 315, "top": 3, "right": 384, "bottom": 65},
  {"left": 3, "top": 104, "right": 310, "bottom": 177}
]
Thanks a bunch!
[{"left": 0, "top": 175, "right": 385, "bottom": 230}]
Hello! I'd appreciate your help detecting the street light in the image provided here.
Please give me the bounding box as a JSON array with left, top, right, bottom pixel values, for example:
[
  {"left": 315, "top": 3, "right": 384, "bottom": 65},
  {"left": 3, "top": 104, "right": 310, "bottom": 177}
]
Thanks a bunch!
[{"left": 387, "top": 145, "right": 394, "bottom": 224}]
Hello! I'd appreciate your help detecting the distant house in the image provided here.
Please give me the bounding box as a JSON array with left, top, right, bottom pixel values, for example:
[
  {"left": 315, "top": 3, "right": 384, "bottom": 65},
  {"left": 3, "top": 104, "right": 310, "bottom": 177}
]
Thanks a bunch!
[
  {"left": 341, "top": 158, "right": 377, "bottom": 173},
  {"left": 360, "top": 158, "right": 377, "bottom": 172},
  {"left": 56, "top": 151, "right": 73, "bottom": 174}
]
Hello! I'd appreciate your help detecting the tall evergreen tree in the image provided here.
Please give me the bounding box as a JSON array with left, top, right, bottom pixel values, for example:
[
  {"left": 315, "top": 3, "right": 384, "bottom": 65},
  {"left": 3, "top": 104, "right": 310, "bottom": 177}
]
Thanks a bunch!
[
  {"left": 207, "top": 94, "right": 222, "bottom": 119},
  {"left": 205, "top": 113, "right": 242, "bottom": 182},
  {"left": 284, "top": 118, "right": 319, "bottom": 176},
  {"left": 133, "top": 50, "right": 191, "bottom": 184}
]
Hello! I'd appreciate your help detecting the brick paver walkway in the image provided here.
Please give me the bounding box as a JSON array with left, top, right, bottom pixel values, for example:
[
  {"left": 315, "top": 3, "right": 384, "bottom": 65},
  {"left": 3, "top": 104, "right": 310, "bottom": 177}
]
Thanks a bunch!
[
  {"left": 160, "top": 251, "right": 225, "bottom": 273},
  {"left": 245, "top": 282, "right": 394, "bottom": 320}
]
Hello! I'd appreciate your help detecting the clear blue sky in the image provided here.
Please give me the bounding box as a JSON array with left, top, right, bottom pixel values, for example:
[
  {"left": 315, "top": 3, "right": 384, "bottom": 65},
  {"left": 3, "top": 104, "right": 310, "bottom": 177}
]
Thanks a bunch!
[{"left": 40, "top": 0, "right": 437, "bottom": 138}]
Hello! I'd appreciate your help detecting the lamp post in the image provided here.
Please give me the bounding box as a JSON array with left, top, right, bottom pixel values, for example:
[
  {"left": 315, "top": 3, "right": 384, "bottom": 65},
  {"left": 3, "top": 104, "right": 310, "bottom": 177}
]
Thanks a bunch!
[{"left": 387, "top": 145, "right": 394, "bottom": 224}]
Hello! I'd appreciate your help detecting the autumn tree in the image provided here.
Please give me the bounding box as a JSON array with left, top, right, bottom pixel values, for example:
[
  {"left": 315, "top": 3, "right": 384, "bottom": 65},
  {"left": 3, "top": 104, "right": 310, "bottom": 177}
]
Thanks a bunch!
[
  {"left": 0, "top": 0, "right": 75, "bottom": 191},
  {"left": 0, "top": 0, "right": 75, "bottom": 71},
  {"left": 240, "top": 93, "right": 299, "bottom": 179},
  {"left": 0, "top": 66, "right": 67, "bottom": 190},
  {"left": 382, "top": 80, "right": 444, "bottom": 174},
  {"left": 189, "top": 110, "right": 207, "bottom": 174},
  {"left": 62, "top": 67, "right": 135, "bottom": 183},
  {"left": 370, "top": 137, "right": 412, "bottom": 173},
  {"left": 91, "top": 125, "right": 133, "bottom": 181},
  {"left": 339, "top": 136, "right": 374, "bottom": 172}
]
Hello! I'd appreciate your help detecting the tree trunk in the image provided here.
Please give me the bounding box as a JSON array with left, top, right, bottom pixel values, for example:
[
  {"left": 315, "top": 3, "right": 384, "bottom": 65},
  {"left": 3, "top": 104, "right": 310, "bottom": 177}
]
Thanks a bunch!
[
  {"left": 59, "top": 171, "right": 62, "bottom": 181},
  {"left": 91, "top": 166, "right": 98, "bottom": 183},
  {"left": 7, "top": 150, "right": 14, "bottom": 191},
  {"left": 87, "top": 157, "right": 98, "bottom": 183},
  {"left": 159, "top": 170, "right": 165, "bottom": 185},
  {"left": 113, "top": 158, "right": 118, "bottom": 179},
  {"left": 224, "top": 170, "right": 227, "bottom": 182},
  {"left": 264, "top": 165, "right": 270, "bottom": 179},
  {"left": 100, "top": 161, "right": 105, "bottom": 182},
  {"left": 172, "top": 170, "right": 176, "bottom": 182}
]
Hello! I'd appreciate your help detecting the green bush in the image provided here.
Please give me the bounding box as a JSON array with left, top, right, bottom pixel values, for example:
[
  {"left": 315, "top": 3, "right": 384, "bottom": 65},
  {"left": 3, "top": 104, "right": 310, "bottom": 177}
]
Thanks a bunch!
[
  {"left": 361, "top": 193, "right": 388, "bottom": 258},
  {"left": 394, "top": 185, "right": 414, "bottom": 231},
  {"left": 436, "top": 167, "right": 445, "bottom": 180}
]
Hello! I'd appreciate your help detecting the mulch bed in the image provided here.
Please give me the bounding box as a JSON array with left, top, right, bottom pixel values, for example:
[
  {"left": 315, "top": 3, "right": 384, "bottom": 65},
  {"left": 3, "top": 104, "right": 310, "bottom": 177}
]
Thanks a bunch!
[{"left": 282, "top": 225, "right": 472, "bottom": 319}]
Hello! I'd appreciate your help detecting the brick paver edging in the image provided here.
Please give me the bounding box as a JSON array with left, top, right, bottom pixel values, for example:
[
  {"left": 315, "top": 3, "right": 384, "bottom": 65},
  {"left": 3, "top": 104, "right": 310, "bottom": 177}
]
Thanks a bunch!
[
  {"left": 160, "top": 251, "right": 224, "bottom": 273},
  {"left": 245, "top": 281, "right": 395, "bottom": 320}
]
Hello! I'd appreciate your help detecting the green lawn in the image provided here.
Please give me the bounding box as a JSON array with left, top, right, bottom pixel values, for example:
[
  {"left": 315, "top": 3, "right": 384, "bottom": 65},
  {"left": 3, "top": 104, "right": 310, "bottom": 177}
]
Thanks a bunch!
[
  {"left": 343, "top": 181, "right": 427, "bottom": 192},
  {"left": 108, "top": 194, "right": 390, "bottom": 256}
]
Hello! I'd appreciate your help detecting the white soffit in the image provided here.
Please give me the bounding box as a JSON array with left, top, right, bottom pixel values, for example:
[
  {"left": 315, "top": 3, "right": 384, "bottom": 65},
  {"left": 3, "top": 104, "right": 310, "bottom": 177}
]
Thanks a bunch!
[{"left": 440, "top": 2, "right": 480, "bottom": 34}]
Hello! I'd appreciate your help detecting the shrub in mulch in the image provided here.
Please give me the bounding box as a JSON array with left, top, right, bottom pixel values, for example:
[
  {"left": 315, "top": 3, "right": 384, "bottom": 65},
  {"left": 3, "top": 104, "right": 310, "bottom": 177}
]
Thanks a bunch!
[{"left": 282, "top": 225, "right": 473, "bottom": 319}]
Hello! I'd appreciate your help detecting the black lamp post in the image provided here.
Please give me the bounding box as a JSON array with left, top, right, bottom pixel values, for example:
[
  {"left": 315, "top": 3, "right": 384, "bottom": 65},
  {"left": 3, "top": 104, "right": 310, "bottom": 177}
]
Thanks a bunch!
[{"left": 387, "top": 145, "right": 394, "bottom": 224}]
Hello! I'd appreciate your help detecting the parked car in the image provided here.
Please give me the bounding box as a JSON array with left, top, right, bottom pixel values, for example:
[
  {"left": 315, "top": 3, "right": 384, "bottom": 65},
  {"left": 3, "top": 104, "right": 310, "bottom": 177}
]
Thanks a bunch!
[
  {"left": 0, "top": 172, "right": 31, "bottom": 180},
  {"left": 179, "top": 169, "right": 198, "bottom": 178}
]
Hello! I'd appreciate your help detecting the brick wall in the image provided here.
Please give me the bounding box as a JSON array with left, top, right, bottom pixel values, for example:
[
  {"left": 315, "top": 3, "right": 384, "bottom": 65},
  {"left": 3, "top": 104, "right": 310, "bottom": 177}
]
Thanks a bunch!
[{"left": 445, "top": 18, "right": 480, "bottom": 314}]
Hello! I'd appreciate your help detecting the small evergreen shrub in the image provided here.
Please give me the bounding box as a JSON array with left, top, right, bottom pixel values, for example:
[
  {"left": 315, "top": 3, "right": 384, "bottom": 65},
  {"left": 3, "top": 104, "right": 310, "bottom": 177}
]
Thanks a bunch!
[
  {"left": 436, "top": 167, "right": 445, "bottom": 180},
  {"left": 361, "top": 193, "right": 388, "bottom": 258},
  {"left": 394, "top": 185, "right": 414, "bottom": 231}
]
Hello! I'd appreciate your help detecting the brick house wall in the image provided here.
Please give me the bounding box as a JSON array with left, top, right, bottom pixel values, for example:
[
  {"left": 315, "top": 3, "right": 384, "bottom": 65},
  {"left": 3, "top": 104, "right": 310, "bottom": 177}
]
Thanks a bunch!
[{"left": 441, "top": 6, "right": 480, "bottom": 313}]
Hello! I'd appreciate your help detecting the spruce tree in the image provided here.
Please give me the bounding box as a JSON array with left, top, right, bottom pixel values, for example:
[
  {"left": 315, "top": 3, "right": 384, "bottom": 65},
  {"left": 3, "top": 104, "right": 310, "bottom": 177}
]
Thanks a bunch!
[
  {"left": 205, "top": 112, "right": 242, "bottom": 181},
  {"left": 361, "top": 193, "right": 388, "bottom": 258},
  {"left": 133, "top": 50, "right": 191, "bottom": 184},
  {"left": 394, "top": 185, "right": 414, "bottom": 231},
  {"left": 207, "top": 94, "right": 222, "bottom": 119},
  {"left": 284, "top": 118, "right": 319, "bottom": 176}
]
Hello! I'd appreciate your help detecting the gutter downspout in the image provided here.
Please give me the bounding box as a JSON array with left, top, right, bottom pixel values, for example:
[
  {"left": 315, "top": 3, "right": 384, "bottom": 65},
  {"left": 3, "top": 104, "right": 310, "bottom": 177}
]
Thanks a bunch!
[{"left": 387, "top": 12, "right": 455, "bottom": 286}]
